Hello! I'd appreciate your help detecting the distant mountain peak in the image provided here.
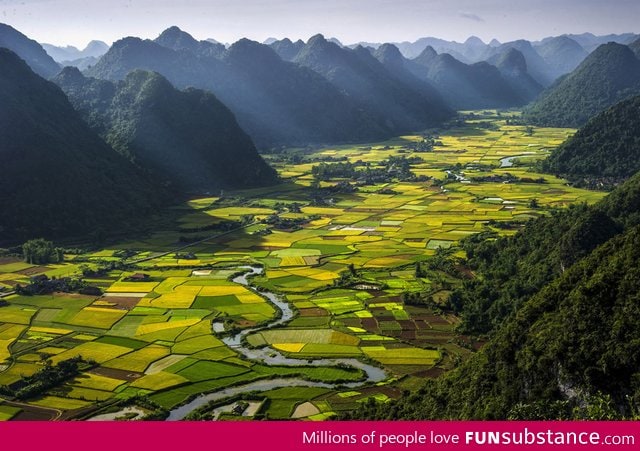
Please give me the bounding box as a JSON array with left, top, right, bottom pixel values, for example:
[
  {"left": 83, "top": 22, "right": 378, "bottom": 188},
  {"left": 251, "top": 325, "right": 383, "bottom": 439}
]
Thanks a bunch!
[
  {"left": 111, "top": 36, "right": 144, "bottom": 49},
  {"left": 413, "top": 45, "right": 438, "bottom": 65},
  {"left": 465, "top": 36, "right": 485, "bottom": 46},
  {"left": 155, "top": 26, "right": 200, "bottom": 51},
  {"left": 55, "top": 65, "right": 85, "bottom": 83},
  {"left": 227, "top": 38, "right": 281, "bottom": 65},
  {"left": 84, "top": 40, "right": 109, "bottom": 54},
  {"left": 160, "top": 25, "right": 186, "bottom": 35},
  {"left": 496, "top": 47, "right": 528, "bottom": 72},
  {"left": 374, "top": 43, "right": 404, "bottom": 66},
  {"left": 269, "top": 37, "right": 305, "bottom": 61},
  {"left": 308, "top": 33, "right": 327, "bottom": 44}
]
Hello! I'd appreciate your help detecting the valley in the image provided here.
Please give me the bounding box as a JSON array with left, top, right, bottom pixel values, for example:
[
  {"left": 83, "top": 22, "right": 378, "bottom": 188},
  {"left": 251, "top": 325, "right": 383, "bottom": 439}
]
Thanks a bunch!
[{"left": 0, "top": 111, "right": 605, "bottom": 421}]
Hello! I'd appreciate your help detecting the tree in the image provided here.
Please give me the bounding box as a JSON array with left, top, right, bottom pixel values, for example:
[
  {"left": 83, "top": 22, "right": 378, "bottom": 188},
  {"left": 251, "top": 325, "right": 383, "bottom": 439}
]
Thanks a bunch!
[{"left": 22, "top": 238, "right": 62, "bottom": 264}]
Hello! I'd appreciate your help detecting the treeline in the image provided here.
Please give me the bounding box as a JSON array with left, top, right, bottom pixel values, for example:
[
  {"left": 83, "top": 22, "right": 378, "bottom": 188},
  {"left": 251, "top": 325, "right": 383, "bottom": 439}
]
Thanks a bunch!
[
  {"left": 539, "top": 95, "right": 640, "bottom": 188},
  {"left": 1, "top": 358, "right": 85, "bottom": 400},
  {"left": 311, "top": 156, "right": 426, "bottom": 184}
]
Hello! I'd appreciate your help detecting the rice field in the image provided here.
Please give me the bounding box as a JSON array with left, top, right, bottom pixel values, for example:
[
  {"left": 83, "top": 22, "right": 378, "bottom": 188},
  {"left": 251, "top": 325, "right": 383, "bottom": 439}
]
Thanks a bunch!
[{"left": 0, "top": 111, "right": 607, "bottom": 419}]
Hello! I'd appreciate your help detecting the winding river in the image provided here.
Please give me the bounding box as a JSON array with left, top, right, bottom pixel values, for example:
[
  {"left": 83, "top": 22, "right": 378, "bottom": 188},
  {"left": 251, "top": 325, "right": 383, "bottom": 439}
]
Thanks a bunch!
[
  {"left": 499, "top": 152, "right": 537, "bottom": 168},
  {"left": 166, "top": 266, "right": 387, "bottom": 420}
]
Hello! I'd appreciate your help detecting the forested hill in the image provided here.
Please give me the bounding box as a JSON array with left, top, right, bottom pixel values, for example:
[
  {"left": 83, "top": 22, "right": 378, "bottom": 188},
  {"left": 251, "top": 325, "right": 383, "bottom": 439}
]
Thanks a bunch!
[
  {"left": 540, "top": 95, "right": 640, "bottom": 187},
  {"left": 345, "top": 169, "right": 640, "bottom": 420},
  {"left": 54, "top": 67, "right": 277, "bottom": 192},
  {"left": 0, "top": 49, "right": 164, "bottom": 243},
  {"left": 525, "top": 42, "right": 640, "bottom": 127}
]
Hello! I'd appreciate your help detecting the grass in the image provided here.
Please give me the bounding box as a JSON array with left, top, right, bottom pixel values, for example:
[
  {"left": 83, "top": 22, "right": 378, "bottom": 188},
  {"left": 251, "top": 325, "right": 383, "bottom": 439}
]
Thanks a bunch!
[
  {"left": 177, "top": 361, "right": 250, "bottom": 382},
  {"left": 0, "top": 404, "right": 21, "bottom": 420},
  {"left": 66, "top": 307, "right": 127, "bottom": 329},
  {"left": 171, "top": 335, "right": 225, "bottom": 354},
  {"left": 0, "top": 306, "right": 36, "bottom": 325},
  {"left": 130, "top": 371, "right": 189, "bottom": 391},
  {"left": 49, "top": 342, "right": 132, "bottom": 365},
  {"left": 104, "top": 344, "right": 170, "bottom": 372},
  {"left": 361, "top": 346, "right": 440, "bottom": 365},
  {"left": 249, "top": 329, "right": 359, "bottom": 348},
  {"left": 69, "top": 373, "right": 126, "bottom": 391},
  {"left": 30, "top": 396, "right": 92, "bottom": 411}
]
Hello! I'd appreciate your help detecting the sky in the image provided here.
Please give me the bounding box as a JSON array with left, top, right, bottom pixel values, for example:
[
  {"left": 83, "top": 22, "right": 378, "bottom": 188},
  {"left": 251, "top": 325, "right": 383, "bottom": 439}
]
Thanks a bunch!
[{"left": 0, "top": 0, "right": 638, "bottom": 48}]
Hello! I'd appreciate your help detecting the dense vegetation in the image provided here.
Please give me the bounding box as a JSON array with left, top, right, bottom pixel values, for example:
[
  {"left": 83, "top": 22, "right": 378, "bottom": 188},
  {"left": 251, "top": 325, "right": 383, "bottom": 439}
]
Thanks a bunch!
[
  {"left": 1, "top": 358, "right": 84, "bottom": 400},
  {"left": 540, "top": 95, "right": 640, "bottom": 187},
  {"left": 22, "top": 239, "right": 63, "bottom": 264},
  {"left": 0, "top": 48, "right": 164, "bottom": 244},
  {"left": 55, "top": 67, "right": 277, "bottom": 192},
  {"left": 525, "top": 42, "right": 640, "bottom": 127},
  {"left": 346, "top": 170, "right": 640, "bottom": 420}
]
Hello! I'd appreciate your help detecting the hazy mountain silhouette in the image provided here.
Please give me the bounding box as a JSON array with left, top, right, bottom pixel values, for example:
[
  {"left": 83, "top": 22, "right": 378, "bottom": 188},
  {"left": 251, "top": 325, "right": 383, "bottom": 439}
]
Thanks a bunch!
[
  {"left": 0, "top": 23, "right": 60, "bottom": 78},
  {"left": 409, "top": 46, "right": 524, "bottom": 109},
  {"left": 155, "top": 25, "right": 225, "bottom": 58},
  {"left": 293, "top": 34, "right": 452, "bottom": 132},
  {"left": 42, "top": 40, "right": 109, "bottom": 62},
  {"left": 483, "top": 40, "right": 556, "bottom": 86},
  {"left": 562, "top": 32, "right": 639, "bottom": 52},
  {"left": 54, "top": 67, "right": 277, "bottom": 192},
  {"left": 486, "top": 47, "right": 542, "bottom": 102},
  {"left": 87, "top": 27, "right": 444, "bottom": 147},
  {"left": 534, "top": 36, "right": 589, "bottom": 78},
  {"left": 270, "top": 38, "right": 305, "bottom": 61},
  {"left": 629, "top": 38, "right": 640, "bottom": 59}
]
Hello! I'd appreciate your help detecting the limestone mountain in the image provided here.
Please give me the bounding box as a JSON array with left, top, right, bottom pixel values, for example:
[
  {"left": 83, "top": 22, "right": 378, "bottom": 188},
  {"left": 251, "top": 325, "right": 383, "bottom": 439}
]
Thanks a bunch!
[
  {"left": 486, "top": 40, "right": 556, "bottom": 86},
  {"left": 293, "top": 35, "right": 452, "bottom": 132},
  {"left": 525, "top": 42, "right": 640, "bottom": 127},
  {"left": 486, "top": 47, "right": 542, "bottom": 102},
  {"left": 41, "top": 40, "right": 109, "bottom": 62},
  {"left": 54, "top": 67, "right": 277, "bottom": 192},
  {"left": 269, "top": 38, "right": 305, "bottom": 61},
  {"left": 0, "top": 48, "right": 162, "bottom": 243},
  {"left": 533, "top": 36, "right": 589, "bottom": 78},
  {"left": 409, "top": 47, "right": 524, "bottom": 109},
  {"left": 0, "top": 23, "right": 60, "bottom": 78},
  {"left": 87, "top": 29, "right": 391, "bottom": 148},
  {"left": 629, "top": 38, "right": 640, "bottom": 59}
]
